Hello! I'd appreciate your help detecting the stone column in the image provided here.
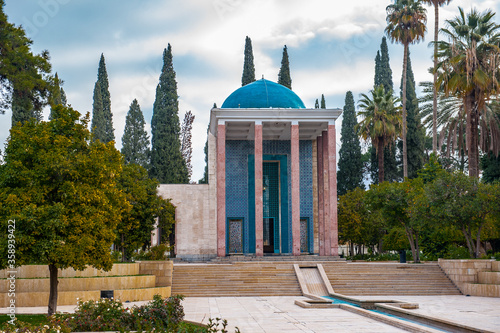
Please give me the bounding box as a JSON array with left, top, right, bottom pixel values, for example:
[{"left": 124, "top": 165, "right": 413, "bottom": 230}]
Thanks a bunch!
[
  {"left": 291, "top": 121, "right": 301, "bottom": 255},
  {"left": 216, "top": 121, "right": 226, "bottom": 257},
  {"left": 328, "top": 122, "right": 339, "bottom": 256},
  {"left": 317, "top": 136, "right": 325, "bottom": 256},
  {"left": 322, "top": 131, "right": 331, "bottom": 255},
  {"left": 255, "top": 121, "right": 263, "bottom": 256}
]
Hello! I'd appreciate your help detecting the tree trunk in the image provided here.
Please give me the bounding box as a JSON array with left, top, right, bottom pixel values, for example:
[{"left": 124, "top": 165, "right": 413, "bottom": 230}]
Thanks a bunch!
[
  {"left": 121, "top": 233, "right": 126, "bottom": 262},
  {"left": 475, "top": 225, "right": 483, "bottom": 259},
  {"left": 402, "top": 44, "right": 408, "bottom": 179},
  {"left": 405, "top": 226, "right": 417, "bottom": 262},
  {"left": 415, "top": 232, "right": 420, "bottom": 263},
  {"left": 432, "top": 3, "right": 439, "bottom": 153},
  {"left": 48, "top": 264, "right": 58, "bottom": 316},
  {"left": 378, "top": 138, "right": 385, "bottom": 183},
  {"left": 469, "top": 100, "right": 480, "bottom": 177},
  {"left": 462, "top": 226, "right": 475, "bottom": 258}
]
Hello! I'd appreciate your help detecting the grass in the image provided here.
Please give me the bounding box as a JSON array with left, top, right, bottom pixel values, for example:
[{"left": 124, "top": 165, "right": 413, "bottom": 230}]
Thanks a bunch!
[{"left": 0, "top": 314, "right": 48, "bottom": 325}]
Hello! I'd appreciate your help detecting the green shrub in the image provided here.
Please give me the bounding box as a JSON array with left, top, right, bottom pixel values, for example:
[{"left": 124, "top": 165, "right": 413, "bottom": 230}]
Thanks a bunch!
[
  {"left": 0, "top": 319, "right": 70, "bottom": 333},
  {"left": 134, "top": 244, "right": 170, "bottom": 261}
]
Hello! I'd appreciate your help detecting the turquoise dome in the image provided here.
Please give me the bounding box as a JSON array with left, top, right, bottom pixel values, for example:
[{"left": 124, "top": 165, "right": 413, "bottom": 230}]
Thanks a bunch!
[{"left": 221, "top": 79, "right": 306, "bottom": 109}]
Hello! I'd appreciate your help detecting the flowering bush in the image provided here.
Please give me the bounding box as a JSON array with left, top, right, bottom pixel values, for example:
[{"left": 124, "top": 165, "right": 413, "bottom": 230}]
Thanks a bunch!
[
  {"left": 0, "top": 320, "right": 70, "bottom": 333},
  {"left": 59, "top": 294, "right": 185, "bottom": 332}
]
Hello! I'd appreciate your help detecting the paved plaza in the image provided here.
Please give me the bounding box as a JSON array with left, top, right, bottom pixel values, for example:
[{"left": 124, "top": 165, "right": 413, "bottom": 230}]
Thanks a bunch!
[{"left": 4, "top": 295, "right": 500, "bottom": 332}]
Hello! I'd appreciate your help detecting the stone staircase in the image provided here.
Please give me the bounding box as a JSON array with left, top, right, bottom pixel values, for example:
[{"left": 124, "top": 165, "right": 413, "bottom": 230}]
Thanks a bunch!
[
  {"left": 171, "top": 261, "right": 461, "bottom": 297},
  {"left": 324, "top": 262, "right": 462, "bottom": 296},
  {"left": 171, "top": 262, "right": 301, "bottom": 296}
]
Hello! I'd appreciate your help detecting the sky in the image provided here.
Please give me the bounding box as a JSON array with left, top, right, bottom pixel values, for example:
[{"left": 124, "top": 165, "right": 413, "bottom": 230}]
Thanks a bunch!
[{"left": 2, "top": 0, "right": 500, "bottom": 181}]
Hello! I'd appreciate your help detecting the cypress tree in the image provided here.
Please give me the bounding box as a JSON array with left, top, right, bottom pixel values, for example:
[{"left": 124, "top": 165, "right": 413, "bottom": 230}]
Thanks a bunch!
[
  {"left": 91, "top": 81, "right": 106, "bottom": 142},
  {"left": 180, "top": 110, "right": 195, "bottom": 181},
  {"left": 320, "top": 94, "right": 326, "bottom": 109},
  {"left": 481, "top": 153, "right": 500, "bottom": 183},
  {"left": 150, "top": 44, "right": 189, "bottom": 184},
  {"left": 371, "top": 36, "right": 399, "bottom": 183},
  {"left": 48, "top": 73, "right": 67, "bottom": 120},
  {"left": 337, "top": 91, "right": 364, "bottom": 195},
  {"left": 401, "top": 50, "right": 424, "bottom": 179},
  {"left": 379, "top": 37, "right": 393, "bottom": 93},
  {"left": 121, "top": 99, "right": 150, "bottom": 170},
  {"left": 278, "top": 45, "right": 292, "bottom": 89},
  {"left": 91, "top": 54, "right": 114, "bottom": 143},
  {"left": 314, "top": 99, "right": 319, "bottom": 108},
  {"left": 242, "top": 36, "right": 256, "bottom": 86},
  {"left": 199, "top": 103, "right": 216, "bottom": 184}
]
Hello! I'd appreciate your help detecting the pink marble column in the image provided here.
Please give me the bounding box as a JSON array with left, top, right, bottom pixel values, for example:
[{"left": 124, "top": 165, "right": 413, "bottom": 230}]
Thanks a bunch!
[
  {"left": 254, "top": 122, "right": 263, "bottom": 257},
  {"left": 317, "top": 136, "right": 325, "bottom": 256},
  {"left": 291, "top": 122, "right": 301, "bottom": 256},
  {"left": 328, "top": 123, "right": 339, "bottom": 256},
  {"left": 216, "top": 122, "right": 226, "bottom": 257},
  {"left": 322, "top": 131, "right": 331, "bottom": 256}
]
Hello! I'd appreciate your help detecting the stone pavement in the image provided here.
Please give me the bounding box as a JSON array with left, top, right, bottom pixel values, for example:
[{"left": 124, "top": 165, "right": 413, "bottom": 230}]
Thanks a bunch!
[{"left": 3, "top": 295, "right": 500, "bottom": 332}]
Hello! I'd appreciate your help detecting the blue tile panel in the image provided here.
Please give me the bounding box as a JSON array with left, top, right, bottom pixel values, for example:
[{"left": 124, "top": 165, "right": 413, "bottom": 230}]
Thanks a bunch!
[{"left": 225, "top": 140, "right": 314, "bottom": 254}]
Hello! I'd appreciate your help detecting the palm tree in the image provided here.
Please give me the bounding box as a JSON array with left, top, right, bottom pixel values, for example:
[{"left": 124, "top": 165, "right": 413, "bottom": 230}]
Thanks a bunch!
[
  {"left": 420, "top": 0, "right": 452, "bottom": 154},
  {"left": 436, "top": 8, "right": 500, "bottom": 177},
  {"left": 357, "top": 85, "right": 402, "bottom": 183},
  {"left": 385, "top": 0, "right": 427, "bottom": 179}
]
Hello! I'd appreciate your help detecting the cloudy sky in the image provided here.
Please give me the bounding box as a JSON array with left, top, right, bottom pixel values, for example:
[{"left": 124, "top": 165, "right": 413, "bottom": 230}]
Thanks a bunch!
[{"left": 2, "top": 0, "right": 499, "bottom": 181}]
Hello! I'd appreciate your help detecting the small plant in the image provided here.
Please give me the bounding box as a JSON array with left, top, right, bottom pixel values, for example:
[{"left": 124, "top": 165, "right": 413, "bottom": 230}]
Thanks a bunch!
[
  {"left": 134, "top": 244, "right": 170, "bottom": 261},
  {"left": 0, "top": 319, "right": 70, "bottom": 333}
]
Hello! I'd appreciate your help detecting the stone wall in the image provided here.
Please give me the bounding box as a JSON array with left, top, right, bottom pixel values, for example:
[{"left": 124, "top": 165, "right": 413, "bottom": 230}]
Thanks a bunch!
[
  {"left": 438, "top": 259, "right": 500, "bottom": 297},
  {"left": 157, "top": 184, "right": 216, "bottom": 260},
  {"left": 138, "top": 261, "right": 173, "bottom": 287}
]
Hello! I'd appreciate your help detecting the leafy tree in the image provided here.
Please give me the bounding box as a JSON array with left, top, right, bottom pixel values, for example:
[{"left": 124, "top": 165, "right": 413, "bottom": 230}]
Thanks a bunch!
[
  {"left": 417, "top": 152, "right": 444, "bottom": 183},
  {"left": 314, "top": 99, "right": 319, "bottom": 108},
  {"left": 420, "top": 0, "right": 452, "bottom": 153},
  {"left": 278, "top": 45, "right": 292, "bottom": 89},
  {"left": 338, "top": 188, "right": 370, "bottom": 256},
  {"left": 91, "top": 54, "right": 114, "bottom": 143},
  {"left": 400, "top": 50, "right": 425, "bottom": 179},
  {"left": 338, "top": 91, "right": 364, "bottom": 196},
  {"left": 241, "top": 36, "right": 255, "bottom": 86},
  {"left": 180, "top": 110, "right": 195, "bottom": 181},
  {"left": 0, "top": 105, "right": 128, "bottom": 315},
  {"left": 357, "top": 85, "right": 402, "bottom": 183},
  {"left": 116, "top": 163, "right": 174, "bottom": 261},
  {"left": 0, "top": 0, "right": 52, "bottom": 124},
  {"left": 425, "top": 171, "right": 500, "bottom": 258},
  {"left": 386, "top": 0, "right": 427, "bottom": 178},
  {"left": 320, "top": 94, "right": 326, "bottom": 109},
  {"left": 121, "top": 99, "right": 150, "bottom": 170},
  {"left": 150, "top": 45, "right": 189, "bottom": 184},
  {"left": 368, "top": 179, "right": 425, "bottom": 262},
  {"left": 436, "top": 8, "right": 500, "bottom": 177}
]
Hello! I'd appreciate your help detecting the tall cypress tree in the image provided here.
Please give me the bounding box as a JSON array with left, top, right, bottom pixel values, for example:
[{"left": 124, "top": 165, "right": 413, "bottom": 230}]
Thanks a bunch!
[
  {"left": 314, "top": 99, "right": 319, "bottom": 108},
  {"left": 121, "top": 99, "right": 150, "bottom": 170},
  {"left": 338, "top": 91, "right": 364, "bottom": 195},
  {"left": 320, "top": 94, "right": 326, "bottom": 109},
  {"left": 150, "top": 44, "right": 188, "bottom": 184},
  {"left": 379, "top": 37, "right": 393, "bottom": 93},
  {"left": 278, "top": 45, "right": 291, "bottom": 89},
  {"left": 48, "top": 73, "right": 67, "bottom": 120},
  {"left": 371, "top": 37, "right": 399, "bottom": 183},
  {"left": 199, "top": 103, "right": 216, "bottom": 184},
  {"left": 401, "top": 50, "right": 424, "bottom": 179},
  {"left": 242, "top": 36, "right": 256, "bottom": 86},
  {"left": 91, "top": 54, "right": 114, "bottom": 143},
  {"left": 91, "top": 81, "right": 105, "bottom": 142}
]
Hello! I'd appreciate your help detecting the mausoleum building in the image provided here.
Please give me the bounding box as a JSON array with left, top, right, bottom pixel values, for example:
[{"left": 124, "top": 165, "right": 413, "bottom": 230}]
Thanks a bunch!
[{"left": 156, "top": 79, "right": 342, "bottom": 260}]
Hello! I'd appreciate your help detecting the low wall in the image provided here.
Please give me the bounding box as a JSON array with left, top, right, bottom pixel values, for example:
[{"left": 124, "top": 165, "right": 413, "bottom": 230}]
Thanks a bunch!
[
  {"left": 0, "top": 263, "right": 140, "bottom": 279},
  {"left": 1, "top": 261, "right": 173, "bottom": 307},
  {"left": 438, "top": 259, "right": 500, "bottom": 297},
  {"left": 138, "top": 261, "right": 173, "bottom": 287}
]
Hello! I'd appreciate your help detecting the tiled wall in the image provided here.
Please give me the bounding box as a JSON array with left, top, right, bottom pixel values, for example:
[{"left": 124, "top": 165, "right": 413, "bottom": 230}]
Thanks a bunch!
[{"left": 225, "top": 140, "right": 314, "bottom": 254}]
